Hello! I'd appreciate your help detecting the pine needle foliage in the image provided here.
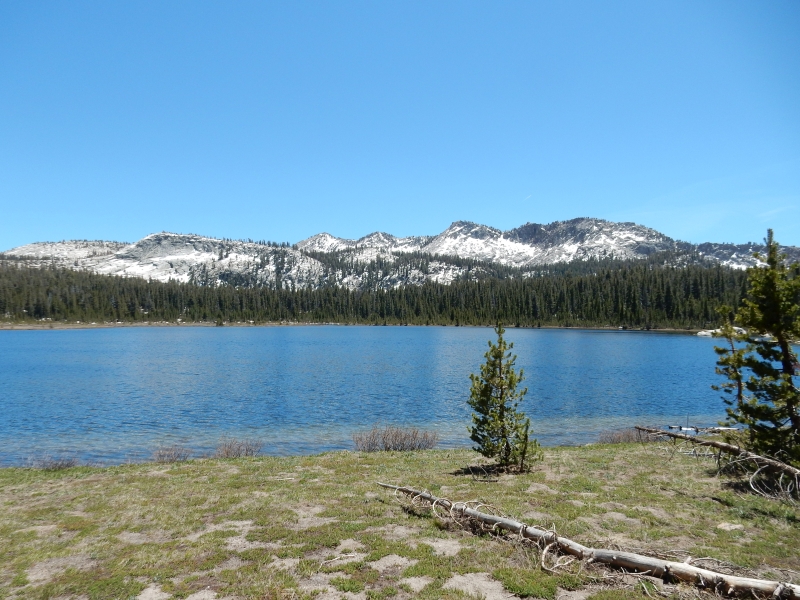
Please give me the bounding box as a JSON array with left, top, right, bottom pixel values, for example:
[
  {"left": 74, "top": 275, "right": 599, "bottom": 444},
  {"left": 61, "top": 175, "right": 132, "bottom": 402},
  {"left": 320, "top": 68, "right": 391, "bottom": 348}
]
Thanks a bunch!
[
  {"left": 714, "top": 230, "right": 800, "bottom": 465},
  {"left": 468, "top": 324, "right": 542, "bottom": 471}
]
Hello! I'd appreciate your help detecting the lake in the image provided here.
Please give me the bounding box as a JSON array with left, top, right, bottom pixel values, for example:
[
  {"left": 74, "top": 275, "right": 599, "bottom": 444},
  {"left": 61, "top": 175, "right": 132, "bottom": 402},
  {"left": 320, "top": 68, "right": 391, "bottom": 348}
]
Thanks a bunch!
[{"left": 0, "top": 325, "right": 727, "bottom": 465}]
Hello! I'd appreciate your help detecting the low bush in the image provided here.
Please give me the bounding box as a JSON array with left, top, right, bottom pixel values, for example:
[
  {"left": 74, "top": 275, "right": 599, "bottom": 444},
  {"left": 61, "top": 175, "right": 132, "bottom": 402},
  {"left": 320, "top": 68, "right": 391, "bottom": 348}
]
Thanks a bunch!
[
  {"left": 214, "top": 438, "right": 262, "bottom": 458},
  {"left": 598, "top": 428, "right": 648, "bottom": 444},
  {"left": 353, "top": 425, "right": 439, "bottom": 452},
  {"left": 28, "top": 455, "right": 78, "bottom": 470},
  {"left": 152, "top": 445, "right": 191, "bottom": 463}
]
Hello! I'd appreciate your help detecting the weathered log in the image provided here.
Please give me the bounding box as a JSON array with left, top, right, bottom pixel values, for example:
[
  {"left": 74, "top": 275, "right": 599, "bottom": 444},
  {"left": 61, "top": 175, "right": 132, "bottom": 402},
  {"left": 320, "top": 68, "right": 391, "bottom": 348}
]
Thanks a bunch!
[
  {"left": 668, "top": 426, "right": 738, "bottom": 432},
  {"left": 635, "top": 426, "right": 800, "bottom": 478},
  {"left": 377, "top": 482, "right": 800, "bottom": 599}
]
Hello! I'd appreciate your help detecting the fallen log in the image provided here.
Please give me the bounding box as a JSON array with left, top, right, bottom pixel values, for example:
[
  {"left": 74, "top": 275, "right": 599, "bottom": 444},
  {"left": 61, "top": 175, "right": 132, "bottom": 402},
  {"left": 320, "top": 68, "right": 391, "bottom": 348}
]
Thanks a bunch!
[
  {"left": 377, "top": 482, "right": 800, "bottom": 599},
  {"left": 635, "top": 426, "right": 800, "bottom": 478},
  {"left": 667, "top": 426, "right": 738, "bottom": 433}
]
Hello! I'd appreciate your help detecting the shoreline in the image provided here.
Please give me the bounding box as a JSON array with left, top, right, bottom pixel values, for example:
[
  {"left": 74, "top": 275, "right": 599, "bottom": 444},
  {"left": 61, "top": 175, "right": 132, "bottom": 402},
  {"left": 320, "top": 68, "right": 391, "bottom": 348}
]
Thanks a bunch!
[{"left": 0, "top": 320, "right": 702, "bottom": 334}]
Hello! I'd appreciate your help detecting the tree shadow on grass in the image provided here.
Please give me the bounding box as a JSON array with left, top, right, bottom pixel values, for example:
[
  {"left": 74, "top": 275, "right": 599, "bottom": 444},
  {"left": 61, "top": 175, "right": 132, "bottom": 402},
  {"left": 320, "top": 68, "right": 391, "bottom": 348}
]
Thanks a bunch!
[{"left": 449, "top": 464, "right": 508, "bottom": 482}]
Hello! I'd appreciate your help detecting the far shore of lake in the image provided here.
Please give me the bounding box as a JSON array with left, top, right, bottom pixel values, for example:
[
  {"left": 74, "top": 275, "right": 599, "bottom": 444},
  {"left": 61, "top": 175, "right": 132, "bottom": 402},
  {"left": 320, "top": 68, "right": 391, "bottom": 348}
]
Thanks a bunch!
[{"left": 0, "top": 320, "right": 702, "bottom": 334}]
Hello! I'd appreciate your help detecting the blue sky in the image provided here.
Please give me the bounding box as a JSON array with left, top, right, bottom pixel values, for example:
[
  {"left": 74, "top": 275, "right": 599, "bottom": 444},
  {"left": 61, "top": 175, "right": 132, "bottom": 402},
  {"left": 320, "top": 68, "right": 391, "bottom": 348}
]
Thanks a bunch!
[{"left": 1, "top": 1, "right": 799, "bottom": 249}]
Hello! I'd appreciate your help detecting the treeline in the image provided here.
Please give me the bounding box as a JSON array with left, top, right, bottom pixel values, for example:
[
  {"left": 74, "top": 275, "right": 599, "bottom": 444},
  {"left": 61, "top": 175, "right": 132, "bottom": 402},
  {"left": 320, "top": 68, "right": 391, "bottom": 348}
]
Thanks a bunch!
[
  {"left": 301, "top": 249, "right": 525, "bottom": 283},
  {"left": 0, "top": 261, "right": 746, "bottom": 328}
]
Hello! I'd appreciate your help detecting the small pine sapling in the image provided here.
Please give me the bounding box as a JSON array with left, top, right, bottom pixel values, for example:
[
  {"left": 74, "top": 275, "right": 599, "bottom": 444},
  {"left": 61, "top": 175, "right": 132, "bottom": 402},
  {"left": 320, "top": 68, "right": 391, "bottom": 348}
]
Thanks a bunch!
[{"left": 468, "top": 324, "right": 542, "bottom": 471}]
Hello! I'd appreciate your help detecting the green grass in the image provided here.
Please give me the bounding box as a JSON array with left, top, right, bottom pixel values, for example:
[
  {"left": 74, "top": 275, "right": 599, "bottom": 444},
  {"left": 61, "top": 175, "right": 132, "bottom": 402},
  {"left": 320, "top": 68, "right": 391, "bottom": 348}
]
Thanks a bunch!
[{"left": 0, "top": 444, "right": 797, "bottom": 599}]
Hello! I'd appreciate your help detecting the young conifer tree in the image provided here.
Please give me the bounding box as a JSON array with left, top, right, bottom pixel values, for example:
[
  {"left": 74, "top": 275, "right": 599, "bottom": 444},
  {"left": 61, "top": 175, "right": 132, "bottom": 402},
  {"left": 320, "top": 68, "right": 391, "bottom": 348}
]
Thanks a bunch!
[
  {"left": 468, "top": 324, "right": 542, "bottom": 471},
  {"left": 714, "top": 230, "right": 800, "bottom": 465}
]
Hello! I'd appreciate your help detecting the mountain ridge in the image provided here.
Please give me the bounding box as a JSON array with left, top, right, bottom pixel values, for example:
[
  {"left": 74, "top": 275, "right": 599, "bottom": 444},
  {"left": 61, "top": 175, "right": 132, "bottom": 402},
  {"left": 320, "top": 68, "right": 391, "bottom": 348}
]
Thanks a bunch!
[{"left": 3, "top": 218, "right": 799, "bottom": 291}]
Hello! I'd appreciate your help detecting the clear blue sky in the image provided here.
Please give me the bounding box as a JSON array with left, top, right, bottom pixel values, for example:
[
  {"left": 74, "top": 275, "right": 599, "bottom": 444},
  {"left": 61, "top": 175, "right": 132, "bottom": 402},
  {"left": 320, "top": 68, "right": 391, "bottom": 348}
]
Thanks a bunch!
[{"left": 1, "top": 1, "right": 799, "bottom": 250}]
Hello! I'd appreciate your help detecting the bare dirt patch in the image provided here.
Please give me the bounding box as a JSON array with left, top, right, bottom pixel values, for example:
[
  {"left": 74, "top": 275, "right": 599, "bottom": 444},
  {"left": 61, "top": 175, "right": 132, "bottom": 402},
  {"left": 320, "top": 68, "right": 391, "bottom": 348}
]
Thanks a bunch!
[
  {"left": 118, "top": 530, "right": 171, "bottom": 544},
  {"left": 399, "top": 576, "right": 433, "bottom": 592},
  {"left": 269, "top": 556, "right": 300, "bottom": 571},
  {"left": 526, "top": 482, "right": 559, "bottom": 495},
  {"left": 185, "top": 520, "right": 254, "bottom": 542},
  {"left": 336, "top": 538, "right": 365, "bottom": 553},
  {"left": 522, "top": 509, "right": 553, "bottom": 523},
  {"left": 364, "top": 524, "right": 420, "bottom": 540},
  {"left": 443, "top": 572, "right": 516, "bottom": 599},
  {"left": 26, "top": 555, "right": 96, "bottom": 584},
  {"left": 599, "top": 501, "right": 628, "bottom": 510},
  {"left": 602, "top": 511, "right": 642, "bottom": 526},
  {"left": 137, "top": 584, "right": 171, "bottom": 600},
  {"left": 634, "top": 505, "right": 672, "bottom": 520},
  {"left": 14, "top": 524, "right": 58, "bottom": 536},
  {"left": 420, "top": 537, "right": 462, "bottom": 556},
  {"left": 368, "top": 554, "right": 417, "bottom": 573},
  {"left": 215, "top": 556, "right": 249, "bottom": 572},
  {"left": 555, "top": 586, "right": 605, "bottom": 600},
  {"left": 145, "top": 469, "right": 171, "bottom": 477},
  {"left": 297, "top": 572, "right": 337, "bottom": 595},
  {"left": 184, "top": 590, "right": 218, "bottom": 600},
  {"left": 302, "top": 542, "right": 366, "bottom": 564},
  {"left": 183, "top": 520, "right": 277, "bottom": 552},
  {"left": 225, "top": 535, "right": 278, "bottom": 552},
  {"left": 290, "top": 505, "right": 337, "bottom": 530}
]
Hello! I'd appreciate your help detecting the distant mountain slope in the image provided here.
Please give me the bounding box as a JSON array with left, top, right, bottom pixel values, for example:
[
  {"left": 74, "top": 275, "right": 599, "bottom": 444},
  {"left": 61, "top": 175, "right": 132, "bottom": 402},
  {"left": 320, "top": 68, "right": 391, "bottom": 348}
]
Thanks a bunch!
[
  {"left": 4, "top": 218, "right": 799, "bottom": 290},
  {"left": 297, "top": 217, "right": 800, "bottom": 269},
  {"left": 296, "top": 218, "right": 680, "bottom": 267},
  {"left": 5, "top": 233, "right": 329, "bottom": 289}
]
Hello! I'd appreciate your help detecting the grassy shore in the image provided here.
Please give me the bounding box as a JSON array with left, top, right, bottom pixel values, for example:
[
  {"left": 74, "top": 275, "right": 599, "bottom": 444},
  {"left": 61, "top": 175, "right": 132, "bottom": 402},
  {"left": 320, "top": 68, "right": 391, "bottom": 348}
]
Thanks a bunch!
[{"left": 1, "top": 444, "right": 798, "bottom": 600}]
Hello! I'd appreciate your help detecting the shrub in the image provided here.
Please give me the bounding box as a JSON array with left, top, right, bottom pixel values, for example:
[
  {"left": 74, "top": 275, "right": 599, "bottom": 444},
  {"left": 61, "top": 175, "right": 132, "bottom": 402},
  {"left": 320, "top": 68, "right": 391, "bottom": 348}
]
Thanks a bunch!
[
  {"left": 214, "top": 438, "right": 262, "bottom": 458},
  {"left": 598, "top": 428, "right": 648, "bottom": 444},
  {"left": 353, "top": 425, "right": 439, "bottom": 452},
  {"left": 29, "top": 455, "right": 78, "bottom": 470},
  {"left": 152, "top": 445, "right": 191, "bottom": 463}
]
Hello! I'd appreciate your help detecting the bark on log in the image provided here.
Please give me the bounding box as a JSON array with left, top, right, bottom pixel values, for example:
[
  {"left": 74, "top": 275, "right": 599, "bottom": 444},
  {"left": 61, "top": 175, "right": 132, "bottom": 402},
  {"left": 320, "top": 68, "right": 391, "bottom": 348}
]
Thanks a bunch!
[
  {"left": 634, "top": 426, "right": 800, "bottom": 478},
  {"left": 377, "top": 482, "right": 800, "bottom": 599}
]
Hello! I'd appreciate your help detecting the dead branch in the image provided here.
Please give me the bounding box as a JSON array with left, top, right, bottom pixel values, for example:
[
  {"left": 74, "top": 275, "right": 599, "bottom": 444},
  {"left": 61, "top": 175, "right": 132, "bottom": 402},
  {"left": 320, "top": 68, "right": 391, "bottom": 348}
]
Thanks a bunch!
[
  {"left": 634, "top": 427, "right": 800, "bottom": 479},
  {"left": 377, "top": 482, "right": 800, "bottom": 600}
]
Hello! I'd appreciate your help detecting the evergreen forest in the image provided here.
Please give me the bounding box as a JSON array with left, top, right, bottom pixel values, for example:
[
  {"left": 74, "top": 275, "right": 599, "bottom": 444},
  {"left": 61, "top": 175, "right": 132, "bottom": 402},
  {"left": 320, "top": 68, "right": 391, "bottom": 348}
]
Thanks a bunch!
[{"left": 0, "top": 259, "right": 747, "bottom": 328}]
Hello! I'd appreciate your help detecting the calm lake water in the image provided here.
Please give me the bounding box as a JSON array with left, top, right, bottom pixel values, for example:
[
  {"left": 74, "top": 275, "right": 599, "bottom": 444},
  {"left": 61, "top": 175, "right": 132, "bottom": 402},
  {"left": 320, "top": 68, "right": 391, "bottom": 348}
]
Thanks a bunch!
[{"left": 0, "top": 326, "right": 727, "bottom": 465}]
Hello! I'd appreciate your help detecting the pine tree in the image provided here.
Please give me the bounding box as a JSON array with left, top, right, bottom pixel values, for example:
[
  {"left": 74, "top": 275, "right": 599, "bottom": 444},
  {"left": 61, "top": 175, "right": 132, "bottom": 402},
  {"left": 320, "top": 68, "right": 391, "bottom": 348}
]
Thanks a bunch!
[
  {"left": 467, "top": 324, "right": 542, "bottom": 471},
  {"left": 714, "top": 230, "right": 800, "bottom": 465}
]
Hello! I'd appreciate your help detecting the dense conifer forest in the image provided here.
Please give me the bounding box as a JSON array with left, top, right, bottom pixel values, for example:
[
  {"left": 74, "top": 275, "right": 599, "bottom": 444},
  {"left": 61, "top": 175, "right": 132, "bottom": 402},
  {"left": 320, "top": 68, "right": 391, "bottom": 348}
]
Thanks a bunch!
[{"left": 0, "top": 259, "right": 746, "bottom": 328}]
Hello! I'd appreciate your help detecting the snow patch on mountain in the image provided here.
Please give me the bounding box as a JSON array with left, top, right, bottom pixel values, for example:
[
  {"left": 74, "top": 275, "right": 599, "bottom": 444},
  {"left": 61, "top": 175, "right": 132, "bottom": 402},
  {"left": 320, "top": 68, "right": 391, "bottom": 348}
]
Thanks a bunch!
[
  {"left": 299, "top": 231, "right": 431, "bottom": 254},
  {"left": 7, "top": 240, "right": 130, "bottom": 265}
]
